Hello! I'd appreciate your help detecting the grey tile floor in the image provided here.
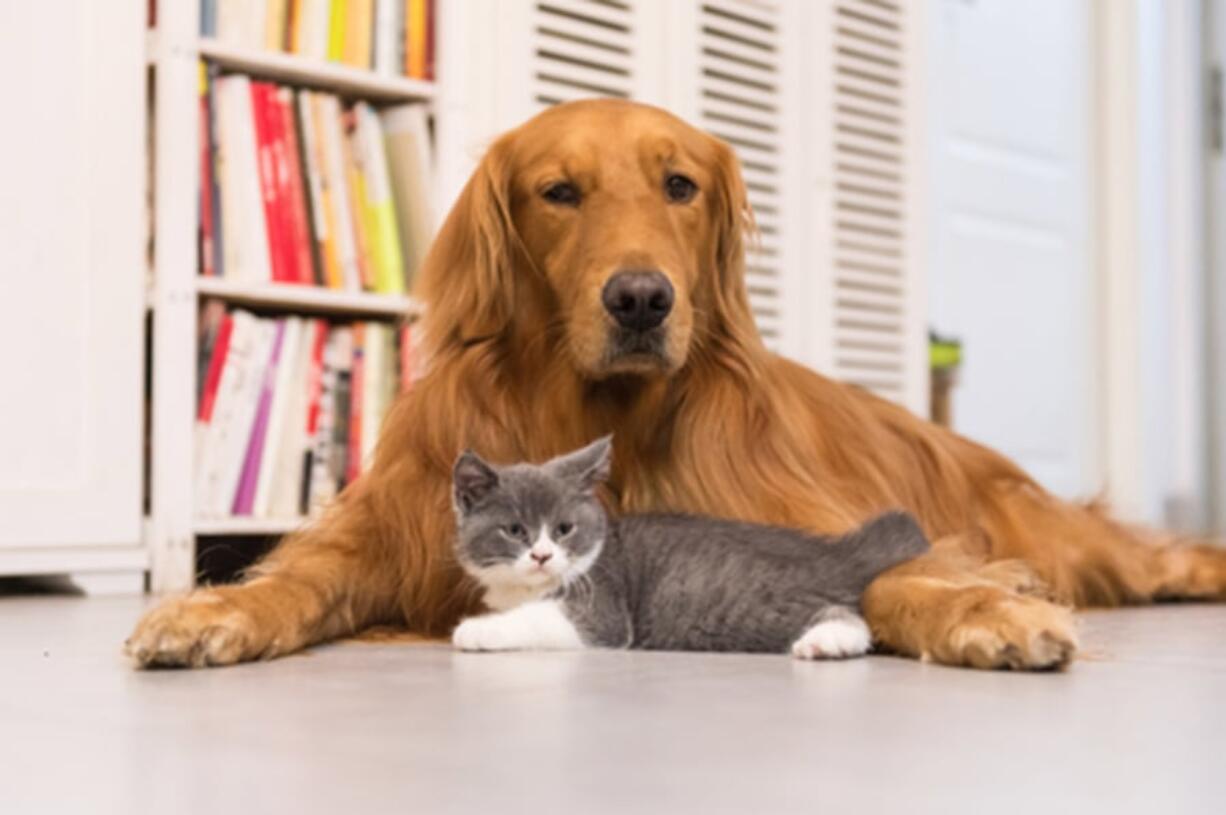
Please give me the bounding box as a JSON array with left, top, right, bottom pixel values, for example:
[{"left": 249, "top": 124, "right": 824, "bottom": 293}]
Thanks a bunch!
[{"left": 1, "top": 595, "right": 1223, "bottom": 814}]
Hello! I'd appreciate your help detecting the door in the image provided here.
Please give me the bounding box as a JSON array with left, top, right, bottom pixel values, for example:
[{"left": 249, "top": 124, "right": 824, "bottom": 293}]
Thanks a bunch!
[
  {"left": 927, "top": 0, "right": 1097, "bottom": 497},
  {"left": 0, "top": 1, "right": 146, "bottom": 549}
]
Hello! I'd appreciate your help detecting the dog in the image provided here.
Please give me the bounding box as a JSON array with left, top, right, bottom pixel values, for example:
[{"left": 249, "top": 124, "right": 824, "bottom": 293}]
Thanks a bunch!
[{"left": 127, "top": 99, "right": 1226, "bottom": 670}]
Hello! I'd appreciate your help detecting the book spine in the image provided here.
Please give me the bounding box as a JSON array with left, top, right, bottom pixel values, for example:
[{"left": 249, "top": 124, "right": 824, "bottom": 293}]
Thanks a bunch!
[
  {"left": 319, "top": 95, "right": 361, "bottom": 289},
  {"left": 347, "top": 323, "right": 365, "bottom": 484},
  {"left": 357, "top": 104, "right": 405, "bottom": 294},
  {"left": 254, "top": 318, "right": 303, "bottom": 516},
  {"left": 302, "top": 320, "right": 330, "bottom": 513},
  {"left": 227, "top": 76, "right": 272, "bottom": 282},
  {"left": 374, "top": 0, "right": 398, "bottom": 76},
  {"left": 197, "top": 305, "right": 232, "bottom": 419},
  {"left": 341, "top": 108, "right": 375, "bottom": 291},
  {"left": 206, "top": 64, "right": 225, "bottom": 280},
  {"left": 269, "top": 84, "right": 302, "bottom": 285},
  {"left": 406, "top": 0, "right": 427, "bottom": 79},
  {"left": 328, "top": 0, "right": 347, "bottom": 62},
  {"left": 425, "top": 0, "right": 435, "bottom": 80},
  {"left": 275, "top": 89, "right": 313, "bottom": 285},
  {"left": 297, "top": 92, "right": 333, "bottom": 286},
  {"left": 233, "top": 319, "right": 287, "bottom": 515},
  {"left": 198, "top": 63, "right": 216, "bottom": 278},
  {"left": 251, "top": 82, "right": 290, "bottom": 283}
]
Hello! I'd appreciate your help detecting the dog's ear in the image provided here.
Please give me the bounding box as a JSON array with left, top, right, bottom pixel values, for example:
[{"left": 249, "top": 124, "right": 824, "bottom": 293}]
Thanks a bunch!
[
  {"left": 546, "top": 436, "right": 613, "bottom": 492},
  {"left": 706, "top": 137, "right": 760, "bottom": 347},
  {"left": 416, "top": 136, "right": 518, "bottom": 352}
]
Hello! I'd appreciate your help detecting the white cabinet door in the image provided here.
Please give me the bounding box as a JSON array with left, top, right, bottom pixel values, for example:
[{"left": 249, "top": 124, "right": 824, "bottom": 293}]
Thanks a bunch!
[
  {"left": 928, "top": 0, "right": 1097, "bottom": 497},
  {"left": 0, "top": 1, "right": 145, "bottom": 550}
]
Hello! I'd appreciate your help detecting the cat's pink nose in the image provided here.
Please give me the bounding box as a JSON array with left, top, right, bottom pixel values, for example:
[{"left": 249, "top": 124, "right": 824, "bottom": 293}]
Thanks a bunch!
[{"left": 530, "top": 551, "right": 553, "bottom": 565}]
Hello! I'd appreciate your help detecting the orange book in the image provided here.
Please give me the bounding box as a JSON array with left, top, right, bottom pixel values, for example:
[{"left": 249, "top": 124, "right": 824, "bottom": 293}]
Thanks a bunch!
[
  {"left": 405, "top": 0, "right": 427, "bottom": 78},
  {"left": 304, "top": 94, "right": 343, "bottom": 288},
  {"left": 344, "top": 0, "right": 374, "bottom": 68}
]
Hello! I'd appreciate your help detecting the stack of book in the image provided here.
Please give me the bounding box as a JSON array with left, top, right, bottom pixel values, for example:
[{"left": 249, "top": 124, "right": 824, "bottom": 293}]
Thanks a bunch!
[
  {"left": 200, "top": 0, "right": 435, "bottom": 79},
  {"left": 198, "top": 66, "right": 434, "bottom": 293},
  {"left": 194, "top": 299, "right": 416, "bottom": 520}
]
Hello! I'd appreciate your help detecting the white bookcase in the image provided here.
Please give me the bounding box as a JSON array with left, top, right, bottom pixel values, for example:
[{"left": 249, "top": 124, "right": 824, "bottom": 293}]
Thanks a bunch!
[
  {"left": 142, "top": 0, "right": 930, "bottom": 594},
  {"left": 145, "top": 2, "right": 437, "bottom": 592}
]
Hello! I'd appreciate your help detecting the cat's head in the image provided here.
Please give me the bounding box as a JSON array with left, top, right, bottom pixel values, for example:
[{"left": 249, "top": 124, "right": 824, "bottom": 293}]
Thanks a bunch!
[{"left": 451, "top": 436, "right": 612, "bottom": 593}]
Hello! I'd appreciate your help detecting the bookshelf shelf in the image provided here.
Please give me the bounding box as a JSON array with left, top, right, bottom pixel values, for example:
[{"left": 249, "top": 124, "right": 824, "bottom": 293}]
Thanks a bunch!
[
  {"left": 194, "top": 516, "right": 313, "bottom": 536},
  {"left": 197, "top": 37, "right": 436, "bottom": 102},
  {"left": 196, "top": 277, "right": 424, "bottom": 319}
]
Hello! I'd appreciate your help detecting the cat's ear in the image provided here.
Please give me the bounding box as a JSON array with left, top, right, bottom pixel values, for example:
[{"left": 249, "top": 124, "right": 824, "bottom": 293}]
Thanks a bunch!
[
  {"left": 547, "top": 436, "right": 613, "bottom": 492},
  {"left": 453, "top": 451, "right": 499, "bottom": 513}
]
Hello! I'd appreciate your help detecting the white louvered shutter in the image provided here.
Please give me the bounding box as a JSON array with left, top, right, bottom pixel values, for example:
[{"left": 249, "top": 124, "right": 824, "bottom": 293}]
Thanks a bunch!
[
  {"left": 818, "top": 0, "right": 927, "bottom": 412},
  {"left": 530, "top": 1, "right": 637, "bottom": 109},
  {"left": 439, "top": 0, "right": 928, "bottom": 415},
  {"left": 693, "top": 1, "right": 788, "bottom": 349}
]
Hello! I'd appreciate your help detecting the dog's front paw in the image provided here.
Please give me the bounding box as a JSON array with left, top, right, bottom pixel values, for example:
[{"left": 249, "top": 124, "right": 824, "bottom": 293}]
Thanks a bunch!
[
  {"left": 125, "top": 591, "right": 259, "bottom": 668},
  {"left": 452, "top": 616, "right": 520, "bottom": 652}
]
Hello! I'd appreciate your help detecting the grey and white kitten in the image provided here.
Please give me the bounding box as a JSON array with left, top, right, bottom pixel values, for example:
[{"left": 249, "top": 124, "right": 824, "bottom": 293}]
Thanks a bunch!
[{"left": 450, "top": 437, "right": 930, "bottom": 660}]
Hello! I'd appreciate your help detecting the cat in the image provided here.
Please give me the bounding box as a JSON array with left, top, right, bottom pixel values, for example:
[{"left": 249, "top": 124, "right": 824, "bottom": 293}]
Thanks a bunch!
[{"left": 449, "top": 437, "right": 930, "bottom": 660}]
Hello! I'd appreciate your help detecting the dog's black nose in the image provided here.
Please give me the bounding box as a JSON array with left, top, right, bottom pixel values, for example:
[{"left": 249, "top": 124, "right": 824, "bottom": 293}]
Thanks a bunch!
[{"left": 602, "top": 271, "right": 674, "bottom": 331}]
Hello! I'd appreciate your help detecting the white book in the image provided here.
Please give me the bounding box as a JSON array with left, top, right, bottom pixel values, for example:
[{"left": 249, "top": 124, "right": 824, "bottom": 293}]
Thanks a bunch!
[
  {"left": 309, "top": 328, "right": 352, "bottom": 512},
  {"left": 380, "top": 104, "right": 435, "bottom": 288},
  {"left": 296, "top": 91, "right": 330, "bottom": 269},
  {"left": 217, "top": 76, "right": 272, "bottom": 284},
  {"left": 207, "top": 317, "right": 276, "bottom": 518},
  {"left": 252, "top": 317, "right": 303, "bottom": 517},
  {"left": 195, "top": 311, "right": 255, "bottom": 517},
  {"left": 215, "top": 0, "right": 244, "bottom": 44},
  {"left": 373, "top": 0, "right": 398, "bottom": 76},
  {"left": 269, "top": 318, "right": 322, "bottom": 517},
  {"left": 360, "top": 322, "right": 384, "bottom": 468},
  {"left": 300, "top": 0, "right": 332, "bottom": 60},
  {"left": 318, "top": 94, "right": 361, "bottom": 290}
]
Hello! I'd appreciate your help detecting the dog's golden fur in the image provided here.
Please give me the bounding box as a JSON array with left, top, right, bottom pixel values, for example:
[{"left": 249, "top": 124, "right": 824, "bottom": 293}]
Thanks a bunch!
[{"left": 127, "top": 100, "right": 1226, "bottom": 670}]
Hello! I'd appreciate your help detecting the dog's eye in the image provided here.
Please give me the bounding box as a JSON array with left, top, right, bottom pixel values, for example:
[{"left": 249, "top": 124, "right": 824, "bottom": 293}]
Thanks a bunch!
[
  {"left": 542, "top": 182, "right": 581, "bottom": 207},
  {"left": 665, "top": 173, "right": 698, "bottom": 203},
  {"left": 555, "top": 522, "right": 574, "bottom": 537},
  {"left": 505, "top": 523, "right": 527, "bottom": 539}
]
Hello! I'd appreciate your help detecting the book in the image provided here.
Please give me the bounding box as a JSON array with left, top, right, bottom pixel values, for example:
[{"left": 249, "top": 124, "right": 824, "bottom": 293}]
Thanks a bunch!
[
  {"left": 356, "top": 104, "right": 406, "bottom": 294},
  {"left": 301, "top": 319, "right": 330, "bottom": 513},
  {"left": 381, "top": 103, "right": 433, "bottom": 288},
  {"left": 340, "top": 108, "right": 375, "bottom": 290},
  {"left": 216, "top": 75, "right": 272, "bottom": 283},
  {"left": 251, "top": 82, "right": 291, "bottom": 283},
  {"left": 265, "top": 0, "right": 289, "bottom": 52},
  {"left": 327, "top": 0, "right": 347, "bottom": 62},
  {"left": 198, "top": 63, "right": 217, "bottom": 278},
  {"left": 232, "top": 319, "right": 285, "bottom": 515},
  {"left": 373, "top": 0, "right": 400, "bottom": 76},
  {"left": 405, "top": 0, "right": 428, "bottom": 79},
  {"left": 278, "top": 88, "right": 317, "bottom": 285},
  {"left": 346, "top": 323, "right": 365, "bottom": 484},
  {"left": 344, "top": 0, "right": 375, "bottom": 69},
  {"left": 253, "top": 317, "right": 303, "bottom": 516},
  {"left": 318, "top": 94, "right": 362, "bottom": 289},
  {"left": 297, "top": 91, "right": 338, "bottom": 287}
]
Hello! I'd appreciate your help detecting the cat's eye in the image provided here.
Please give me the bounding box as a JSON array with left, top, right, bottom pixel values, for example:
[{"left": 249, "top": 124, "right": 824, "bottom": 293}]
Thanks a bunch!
[
  {"left": 554, "top": 522, "right": 574, "bottom": 537},
  {"left": 505, "top": 523, "right": 527, "bottom": 539},
  {"left": 664, "top": 173, "right": 698, "bottom": 203},
  {"left": 542, "top": 181, "right": 581, "bottom": 207}
]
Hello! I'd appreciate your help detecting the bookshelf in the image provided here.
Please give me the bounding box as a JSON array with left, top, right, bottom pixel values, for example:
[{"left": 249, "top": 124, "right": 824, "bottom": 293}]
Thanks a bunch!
[{"left": 147, "top": 1, "right": 438, "bottom": 592}]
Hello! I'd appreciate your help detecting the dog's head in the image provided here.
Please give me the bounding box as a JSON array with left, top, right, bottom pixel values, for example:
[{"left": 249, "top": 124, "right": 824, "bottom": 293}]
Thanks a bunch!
[{"left": 418, "top": 99, "right": 757, "bottom": 379}]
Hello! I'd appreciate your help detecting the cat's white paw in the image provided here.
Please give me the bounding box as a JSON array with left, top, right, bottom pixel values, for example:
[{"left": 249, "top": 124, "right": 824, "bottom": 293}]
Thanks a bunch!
[
  {"left": 790, "top": 616, "right": 872, "bottom": 660},
  {"left": 452, "top": 616, "right": 522, "bottom": 652}
]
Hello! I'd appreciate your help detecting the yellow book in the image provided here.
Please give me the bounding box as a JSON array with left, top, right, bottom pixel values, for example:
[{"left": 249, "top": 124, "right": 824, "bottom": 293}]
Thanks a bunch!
[
  {"left": 344, "top": 0, "right": 374, "bottom": 68},
  {"left": 406, "top": 0, "right": 426, "bottom": 78},
  {"left": 288, "top": 0, "right": 304, "bottom": 53},
  {"left": 355, "top": 104, "right": 405, "bottom": 294},
  {"left": 328, "top": 0, "right": 347, "bottom": 62},
  {"left": 265, "top": 0, "right": 288, "bottom": 51}
]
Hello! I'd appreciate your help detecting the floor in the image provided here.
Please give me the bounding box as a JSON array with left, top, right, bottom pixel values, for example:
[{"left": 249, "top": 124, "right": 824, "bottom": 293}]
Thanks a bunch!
[{"left": 1, "top": 597, "right": 1223, "bottom": 814}]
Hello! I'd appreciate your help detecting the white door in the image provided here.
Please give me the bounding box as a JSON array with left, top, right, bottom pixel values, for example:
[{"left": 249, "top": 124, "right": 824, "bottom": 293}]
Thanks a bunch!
[
  {"left": 0, "top": 2, "right": 146, "bottom": 553},
  {"left": 928, "top": 0, "right": 1097, "bottom": 497}
]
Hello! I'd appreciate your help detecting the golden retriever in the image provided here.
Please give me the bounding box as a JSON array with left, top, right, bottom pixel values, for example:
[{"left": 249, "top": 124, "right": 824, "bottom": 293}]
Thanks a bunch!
[{"left": 127, "top": 99, "right": 1226, "bottom": 670}]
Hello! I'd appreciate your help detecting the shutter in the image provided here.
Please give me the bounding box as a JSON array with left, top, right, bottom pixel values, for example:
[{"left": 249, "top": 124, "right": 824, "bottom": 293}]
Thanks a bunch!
[
  {"left": 530, "top": 1, "right": 637, "bottom": 110},
  {"left": 694, "top": 1, "right": 787, "bottom": 348},
  {"left": 823, "top": 0, "right": 926, "bottom": 411}
]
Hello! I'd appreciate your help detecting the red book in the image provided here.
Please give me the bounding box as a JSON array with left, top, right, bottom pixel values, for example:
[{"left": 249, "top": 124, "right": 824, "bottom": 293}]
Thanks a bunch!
[
  {"left": 305, "top": 320, "right": 328, "bottom": 436},
  {"left": 346, "top": 323, "right": 365, "bottom": 484},
  {"left": 198, "top": 314, "right": 234, "bottom": 422},
  {"left": 278, "top": 89, "right": 316, "bottom": 285},
  {"left": 251, "top": 82, "right": 291, "bottom": 282},
  {"left": 199, "top": 73, "right": 216, "bottom": 278},
  {"left": 267, "top": 85, "right": 300, "bottom": 284}
]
